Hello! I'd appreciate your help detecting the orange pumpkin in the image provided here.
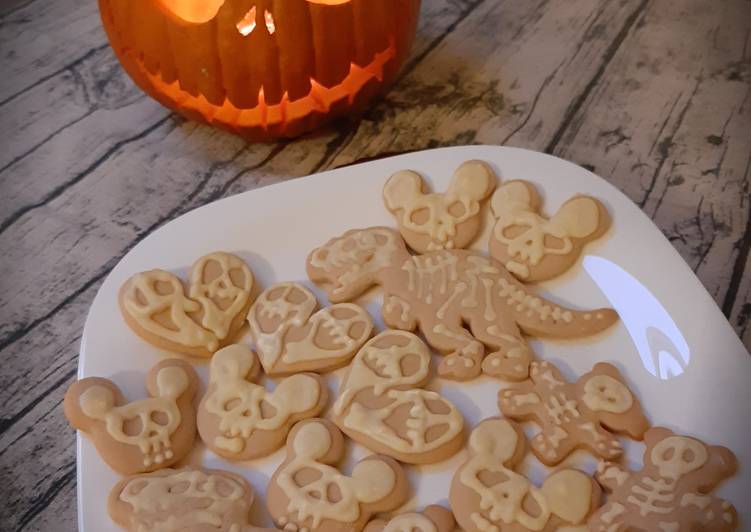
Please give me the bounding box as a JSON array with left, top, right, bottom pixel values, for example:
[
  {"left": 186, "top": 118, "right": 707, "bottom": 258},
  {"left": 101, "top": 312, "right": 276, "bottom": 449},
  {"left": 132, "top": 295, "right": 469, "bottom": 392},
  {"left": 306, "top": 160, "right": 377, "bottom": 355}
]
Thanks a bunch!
[{"left": 99, "top": 0, "right": 421, "bottom": 140}]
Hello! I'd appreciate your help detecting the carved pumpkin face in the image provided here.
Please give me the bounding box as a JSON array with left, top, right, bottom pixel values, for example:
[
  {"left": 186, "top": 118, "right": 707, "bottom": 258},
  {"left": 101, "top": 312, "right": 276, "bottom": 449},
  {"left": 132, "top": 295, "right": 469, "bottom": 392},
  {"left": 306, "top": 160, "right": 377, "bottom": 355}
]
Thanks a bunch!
[{"left": 98, "top": 0, "right": 420, "bottom": 140}]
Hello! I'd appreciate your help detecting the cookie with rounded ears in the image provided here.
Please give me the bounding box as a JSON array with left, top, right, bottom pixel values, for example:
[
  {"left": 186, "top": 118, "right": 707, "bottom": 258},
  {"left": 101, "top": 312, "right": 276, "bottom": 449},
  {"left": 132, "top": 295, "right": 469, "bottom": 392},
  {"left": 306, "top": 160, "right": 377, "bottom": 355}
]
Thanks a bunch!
[
  {"left": 267, "top": 418, "right": 410, "bottom": 532},
  {"left": 64, "top": 358, "right": 199, "bottom": 475},
  {"left": 364, "top": 505, "right": 455, "bottom": 532}
]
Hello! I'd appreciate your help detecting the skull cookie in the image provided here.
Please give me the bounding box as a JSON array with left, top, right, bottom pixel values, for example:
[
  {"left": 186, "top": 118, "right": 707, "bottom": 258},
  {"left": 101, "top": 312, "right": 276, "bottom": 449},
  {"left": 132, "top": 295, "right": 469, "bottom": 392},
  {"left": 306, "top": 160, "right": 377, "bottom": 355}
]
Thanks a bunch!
[
  {"left": 197, "top": 344, "right": 328, "bottom": 460},
  {"left": 332, "top": 330, "right": 464, "bottom": 464},
  {"left": 108, "top": 467, "right": 279, "bottom": 532},
  {"left": 64, "top": 358, "right": 199, "bottom": 475},
  {"left": 247, "top": 282, "right": 373, "bottom": 376},
  {"left": 383, "top": 160, "right": 496, "bottom": 253},
  {"left": 590, "top": 427, "right": 738, "bottom": 532},
  {"left": 119, "top": 252, "right": 254, "bottom": 357},
  {"left": 267, "top": 418, "right": 410, "bottom": 532},
  {"left": 450, "top": 418, "right": 601, "bottom": 532},
  {"left": 364, "top": 505, "right": 455, "bottom": 532},
  {"left": 498, "top": 360, "right": 649, "bottom": 466},
  {"left": 489, "top": 181, "right": 610, "bottom": 282}
]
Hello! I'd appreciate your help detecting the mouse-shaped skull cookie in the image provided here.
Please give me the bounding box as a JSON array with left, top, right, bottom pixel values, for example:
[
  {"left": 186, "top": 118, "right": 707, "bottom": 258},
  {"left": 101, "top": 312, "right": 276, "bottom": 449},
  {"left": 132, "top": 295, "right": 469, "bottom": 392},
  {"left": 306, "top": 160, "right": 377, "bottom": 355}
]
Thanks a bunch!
[
  {"left": 489, "top": 181, "right": 610, "bottom": 282},
  {"left": 450, "top": 418, "right": 601, "bottom": 532},
  {"left": 590, "top": 427, "right": 738, "bottom": 532},
  {"left": 247, "top": 282, "right": 373, "bottom": 375},
  {"left": 498, "top": 361, "right": 649, "bottom": 466},
  {"left": 120, "top": 252, "right": 254, "bottom": 357},
  {"left": 109, "top": 467, "right": 279, "bottom": 532},
  {"left": 64, "top": 358, "right": 199, "bottom": 475},
  {"left": 384, "top": 160, "right": 496, "bottom": 253},
  {"left": 267, "top": 419, "right": 409, "bottom": 532},
  {"left": 332, "top": 330, "right": 464, "bottom": 464},
  {"left": 307, "top": 227, "right": 618, "bottom": 382},
  {"left": 197, "top": 344, "right": 328, "bottom": 460},
  {"left": 364, "top": 505, "right": 455, "bottom": 532}
]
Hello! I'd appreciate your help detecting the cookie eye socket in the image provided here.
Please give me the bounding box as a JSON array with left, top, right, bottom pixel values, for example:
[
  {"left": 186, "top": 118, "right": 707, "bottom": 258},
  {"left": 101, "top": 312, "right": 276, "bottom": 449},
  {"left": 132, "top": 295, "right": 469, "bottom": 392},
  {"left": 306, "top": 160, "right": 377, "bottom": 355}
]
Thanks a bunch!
[
  {"left": 543, "top": 234, "right": 566, "bottom": 250},
  {"left": 447, "top": 201, "right": 466, "bottom": 217},
  {"left": 502, "top": 224, "right": 531, "bottom": 239},
  {"left": 410, "top": 207, "right": 430, "bottom": 225}
]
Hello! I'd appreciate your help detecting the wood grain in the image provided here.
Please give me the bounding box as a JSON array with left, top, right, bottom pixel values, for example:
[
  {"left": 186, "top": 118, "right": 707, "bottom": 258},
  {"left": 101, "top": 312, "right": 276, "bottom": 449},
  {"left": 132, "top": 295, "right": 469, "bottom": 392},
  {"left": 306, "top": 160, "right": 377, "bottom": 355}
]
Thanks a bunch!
[{"left": 0, "top": 0, "right": 749, "bottom": 530}]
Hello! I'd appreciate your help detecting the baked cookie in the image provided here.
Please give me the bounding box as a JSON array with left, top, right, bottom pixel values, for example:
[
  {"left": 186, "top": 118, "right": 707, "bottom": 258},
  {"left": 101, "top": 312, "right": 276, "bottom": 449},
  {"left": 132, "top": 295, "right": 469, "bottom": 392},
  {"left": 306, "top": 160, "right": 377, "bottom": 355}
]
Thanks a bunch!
[
  {"left": 120, "top": 252, "right": 254, "bottom": 357},
  {"left": 332, "top": 330, "right": 464, "bottom": 464},
  {"left": 307, "top": 227, "right": 618, "bottom": 381},
  {"left": 267, "top": 418, "right": 409, "bottom": 532},
  {"left": 247, "top": 282, "right": 373, "bottom": 375},
  {"left": 364, "top": 505, "right": 455, "bottom": 532},
  {"left": 450, "top": 418, "right": 601, "bottom": 532},
  {"left": 383, "top": 160, "right": 496, "bottom": 253},
  {"left": 64, "top": 358, "right": 198, "bottom": 475},
  {"left": 591, "top": 427, "right": 738, "bottom": 532},
  {"left": 197, "top": 344, "right": 328, "bottom": 461},
  {"left": 489, "top": 181, "right": 610, "bottom": 282},
  {"left": 498, "top": 360, "right": 649, "bottom": 466},
  {"left": 109, "top": 467, "right": 279, "bottom": 531}
]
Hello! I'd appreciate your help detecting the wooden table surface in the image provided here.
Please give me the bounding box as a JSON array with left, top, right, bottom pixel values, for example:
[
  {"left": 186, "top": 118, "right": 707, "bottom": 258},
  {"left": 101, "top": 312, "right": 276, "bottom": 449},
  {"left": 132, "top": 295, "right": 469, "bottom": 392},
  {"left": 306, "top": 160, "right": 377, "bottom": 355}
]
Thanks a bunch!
[{"left": 1, "top": 0, "right": 750, "bottom": 530}]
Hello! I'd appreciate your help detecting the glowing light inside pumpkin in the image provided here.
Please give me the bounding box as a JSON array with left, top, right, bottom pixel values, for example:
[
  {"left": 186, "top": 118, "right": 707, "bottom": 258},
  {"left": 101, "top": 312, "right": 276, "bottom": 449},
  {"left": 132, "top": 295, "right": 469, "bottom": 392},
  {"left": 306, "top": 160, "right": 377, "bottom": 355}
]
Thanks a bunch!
[
  {"left": 264, "top": 10, "right": 276, "bottom": 34},
  {"left": 236, "top": 6, "right": 257, "bottom": 36}
]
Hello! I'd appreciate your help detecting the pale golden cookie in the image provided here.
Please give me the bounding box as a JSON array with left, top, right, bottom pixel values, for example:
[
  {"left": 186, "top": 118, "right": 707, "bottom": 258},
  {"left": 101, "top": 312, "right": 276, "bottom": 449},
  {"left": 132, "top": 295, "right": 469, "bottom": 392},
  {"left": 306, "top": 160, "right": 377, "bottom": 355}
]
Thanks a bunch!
[
  {"left": 119, "top": 252, "right": 254, "bottom": 357},
  {"left": 267, "top": 418, "right": 409, "bottom": 532},
  {"left": 108, "top": 467, "right": 279, "bottom": 531},
  {"left": 247, "top": 282, "right": 373, "bottom": 375},
  {"left": 383, "top": 160, "right": 496, "bottom": 253},
  {"left": 498, "top": 360, "right": 649, "bottom": 466},
  {"left": 489, "top": 181, "right": 610, "bottom": 282},
  {"left": 64, "top": 358, "right": 198, "bottom": 475},
  {"left": 364, "top": 505, "right": 455, "bottom": 532},
  {"left": 333, "top": 330, "right": 464, "bottom": 464},
  {"left": 197, "top": 344, "right": 328, "bottom": 461},
  {"left": 591, "top": 427, "right": 738, "bottom": 532},
  {"left": 450, "top": 418, "right": 601, "bottom": 532},
  {"left": 307, "top": 227, "right": 618, "bottom": 381}
]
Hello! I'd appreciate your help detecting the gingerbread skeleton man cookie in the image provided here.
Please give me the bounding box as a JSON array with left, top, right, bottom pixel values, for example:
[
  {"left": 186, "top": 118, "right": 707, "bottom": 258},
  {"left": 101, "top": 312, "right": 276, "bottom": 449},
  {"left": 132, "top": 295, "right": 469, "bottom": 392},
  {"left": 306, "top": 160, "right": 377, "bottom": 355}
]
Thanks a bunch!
[
  {"left": 450, "top": 418, "right": 601, "bottom": 532},
  {"left": 383, "top": 160, "right": 496, "bottom": 253},
  {"left": 197, "top": 344, "right": 328, "bottom": 460},
  {"left": 498, "top": 361, "right": 649, "bottom": 466},
  {"left": 109, "top": 467, "right": 279, "bottom": 532},
  {"left": 307, "top": 227, "right": 617, "bottom": 381},
  {"left": 247, "top": 282, "right": 373, "bottom": 375},
  {"left": 364, "top": 505, "right": 455, "bottom": 532},
  {"left": 333, "top": 330, "right": 464, "bottom": 464},
  {"left": 590, "top": 427, "right": 738, "bottom": 532},
  {"left": 120, "top": 252, "right": 254, "bottom": 357},
  {"left": 64, "top": 359, "right": 199, "bottom": 475},
  {"left": 489, "top": 181, "right": 610, "bottom": 282},
  {"left": 267, "top": 419, "right": 409, "bottom": 532}
]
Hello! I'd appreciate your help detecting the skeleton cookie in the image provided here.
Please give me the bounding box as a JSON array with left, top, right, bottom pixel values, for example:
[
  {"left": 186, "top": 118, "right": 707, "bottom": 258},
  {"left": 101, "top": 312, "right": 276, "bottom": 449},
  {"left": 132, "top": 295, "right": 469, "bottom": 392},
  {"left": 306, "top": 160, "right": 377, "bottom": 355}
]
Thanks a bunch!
[
  {"left": 307, "top": 227, "right": 618, "bottom": 381},
  {"left": 590, "top": 427, "right": 738, "bottom": 532},
  {"left": 197, "top": 344, "right": 328, "bottom": 460},
  {"left": 333, "top": 330, "right": 464, "bottom": 464},
  {"left": 64, "top": 358, "right": 198, "bottom": 475},
  {"left": 450, "top": 418, "right": 601, "bottom": 532},
  {"left": 498, "top": 361, "right": 649, "bottom": 466},
  {"left": 109, "top": 467, "right": 279, "bottom": 532},
  {"left": 383, "top": 160, "right": 496, "bottom": 253},
  {"left": 120, "top": 252, "right": 254, "bottom": 357},
  {"left": 364, "top": 505, "right": 455, "bottom": 532},
  {"left": 247, "top": 282, "right": 373, "bottom": 375},
  {"left": 267, "top": 419, "right": 409, "bottom": 532},
  {"left": 489, "top": 181, "right": 610, "bottom": 282}
]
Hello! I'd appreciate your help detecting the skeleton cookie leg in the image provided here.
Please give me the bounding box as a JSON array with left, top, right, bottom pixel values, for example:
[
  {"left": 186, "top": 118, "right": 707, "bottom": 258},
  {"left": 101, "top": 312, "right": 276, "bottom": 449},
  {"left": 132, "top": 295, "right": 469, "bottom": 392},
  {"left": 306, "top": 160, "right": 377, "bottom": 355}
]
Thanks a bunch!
[
  {"left": 468, "top": 318, "right": 532, "bottom": 381},
  {"left": 382, "top": 294, "right": 418, "bottom": 331},
  {"left": 421, "top": 317, "right": 483, "bottom": 381}
]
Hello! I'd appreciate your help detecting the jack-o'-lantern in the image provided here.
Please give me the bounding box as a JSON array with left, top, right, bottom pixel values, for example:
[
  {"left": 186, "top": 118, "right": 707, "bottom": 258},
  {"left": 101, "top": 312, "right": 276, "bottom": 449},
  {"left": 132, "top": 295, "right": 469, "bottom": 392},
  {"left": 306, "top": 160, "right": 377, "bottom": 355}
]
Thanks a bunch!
[{"left": 98, "top": 0, "right": 421, "bottom": 140}]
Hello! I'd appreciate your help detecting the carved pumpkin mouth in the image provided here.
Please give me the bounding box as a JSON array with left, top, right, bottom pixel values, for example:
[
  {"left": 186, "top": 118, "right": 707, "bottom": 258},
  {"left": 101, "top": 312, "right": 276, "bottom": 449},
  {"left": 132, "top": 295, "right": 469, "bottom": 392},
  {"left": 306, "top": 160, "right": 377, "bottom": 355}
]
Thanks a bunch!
[{"left": 137, "top": 38, "right": 395, "bottom": 135}]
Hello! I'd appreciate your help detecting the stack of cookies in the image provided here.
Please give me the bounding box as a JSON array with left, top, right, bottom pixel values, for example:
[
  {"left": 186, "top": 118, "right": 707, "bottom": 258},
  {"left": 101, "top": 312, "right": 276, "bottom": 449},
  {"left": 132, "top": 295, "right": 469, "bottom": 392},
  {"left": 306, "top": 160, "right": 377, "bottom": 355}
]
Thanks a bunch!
[{"left": 65, "top": 161, "right": 740, "bottom": 532}]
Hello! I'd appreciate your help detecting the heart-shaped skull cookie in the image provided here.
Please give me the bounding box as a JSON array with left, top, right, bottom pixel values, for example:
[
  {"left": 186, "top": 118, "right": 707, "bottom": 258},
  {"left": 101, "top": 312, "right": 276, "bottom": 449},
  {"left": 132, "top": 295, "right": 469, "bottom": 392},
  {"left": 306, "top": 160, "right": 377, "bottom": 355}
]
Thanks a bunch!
[
  {"left": 332, "top": 330, "right": 464, "bottom": 464},
  {"left": 247, "top": 282, "right": 373, "bottom": 375},
  {"left": 119, "top": 252, "right": 254, "bottom": 357}
]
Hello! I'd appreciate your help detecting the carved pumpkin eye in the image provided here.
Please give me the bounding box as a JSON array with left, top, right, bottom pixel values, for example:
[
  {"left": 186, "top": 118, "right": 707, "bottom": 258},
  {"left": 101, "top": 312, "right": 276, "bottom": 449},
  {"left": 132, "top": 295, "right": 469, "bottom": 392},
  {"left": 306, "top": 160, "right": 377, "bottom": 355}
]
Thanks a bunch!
[
  {"left": 264, "top": 9, "right": 276, "bottom": 34},
  {"left": 236, "top": 6, "right": 257, "bottom": 36}
]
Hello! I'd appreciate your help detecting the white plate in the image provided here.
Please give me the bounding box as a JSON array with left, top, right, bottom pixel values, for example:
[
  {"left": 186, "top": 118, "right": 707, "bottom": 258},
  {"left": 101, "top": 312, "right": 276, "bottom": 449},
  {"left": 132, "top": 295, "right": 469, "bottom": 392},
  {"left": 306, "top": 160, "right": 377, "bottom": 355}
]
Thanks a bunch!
[{"left": 78, "top": 146, "right": 751, "bottom": 530}]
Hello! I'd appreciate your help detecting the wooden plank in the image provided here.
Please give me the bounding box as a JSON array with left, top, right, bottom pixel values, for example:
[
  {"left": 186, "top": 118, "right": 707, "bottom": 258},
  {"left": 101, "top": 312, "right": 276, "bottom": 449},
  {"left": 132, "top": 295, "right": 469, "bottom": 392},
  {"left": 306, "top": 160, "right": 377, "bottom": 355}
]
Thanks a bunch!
[
  {"left": 0, "top": 0, "right": 106, "bottom": 104},
  {"left": 549, "top": 0, "right": 751, "bottom": 337}
]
